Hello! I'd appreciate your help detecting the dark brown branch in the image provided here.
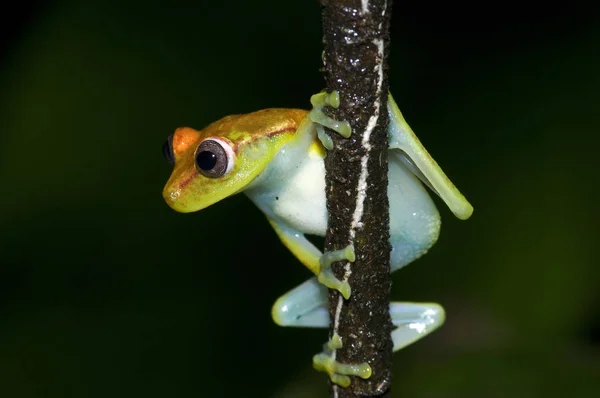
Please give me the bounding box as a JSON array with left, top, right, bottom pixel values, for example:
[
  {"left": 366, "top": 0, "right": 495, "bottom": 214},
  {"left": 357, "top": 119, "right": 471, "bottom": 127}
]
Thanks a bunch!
[{"left": 319, "top": 0, "right": 394, "bottom": 397}]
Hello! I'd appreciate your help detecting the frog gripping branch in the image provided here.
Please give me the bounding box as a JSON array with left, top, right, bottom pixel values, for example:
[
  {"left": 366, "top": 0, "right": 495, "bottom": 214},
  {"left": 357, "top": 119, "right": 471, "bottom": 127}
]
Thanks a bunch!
[{"left": 162, "top": 1, "right": 472, "bottom": 396}]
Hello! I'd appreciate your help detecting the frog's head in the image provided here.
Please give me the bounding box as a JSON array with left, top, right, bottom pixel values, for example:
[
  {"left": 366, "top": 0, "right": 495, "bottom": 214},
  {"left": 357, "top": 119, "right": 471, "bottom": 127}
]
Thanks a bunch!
[{"left": 162, "top": 109, "right": 306, "bottom": 213}]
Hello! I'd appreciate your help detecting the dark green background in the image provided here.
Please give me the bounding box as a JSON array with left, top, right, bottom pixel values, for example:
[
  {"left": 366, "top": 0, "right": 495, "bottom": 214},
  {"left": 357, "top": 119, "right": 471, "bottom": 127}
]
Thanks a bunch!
[{"left": 1, "top": 1, "right": 598, "bottom": 397}]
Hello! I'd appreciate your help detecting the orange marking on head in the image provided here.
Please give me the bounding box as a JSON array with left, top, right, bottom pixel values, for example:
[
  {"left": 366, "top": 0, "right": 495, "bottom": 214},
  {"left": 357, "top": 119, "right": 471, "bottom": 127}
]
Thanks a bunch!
[{"left": 173, "top": 127, "right": 201, "bottom": 156}]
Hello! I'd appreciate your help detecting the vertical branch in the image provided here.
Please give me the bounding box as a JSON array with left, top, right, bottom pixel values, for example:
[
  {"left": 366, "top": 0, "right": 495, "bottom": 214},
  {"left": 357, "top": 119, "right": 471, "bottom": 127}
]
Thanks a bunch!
[{"left": 319, "top": 1, "right": 393, "bottom": 397}]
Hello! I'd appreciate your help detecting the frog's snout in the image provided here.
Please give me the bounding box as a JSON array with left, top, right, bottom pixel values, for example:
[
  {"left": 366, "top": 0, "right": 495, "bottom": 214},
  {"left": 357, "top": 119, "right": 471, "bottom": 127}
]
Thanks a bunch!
[
  {"left": 162, "top": 182, "right": 188, "bottom": 213},
  {"left": 163, "top": 187, "right": 181, "bottom": 203}
]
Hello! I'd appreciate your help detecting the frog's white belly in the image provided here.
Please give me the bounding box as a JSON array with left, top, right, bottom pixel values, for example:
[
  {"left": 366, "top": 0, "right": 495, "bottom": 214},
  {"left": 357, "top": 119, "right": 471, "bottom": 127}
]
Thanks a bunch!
[
  {"left": 245, "top": 151, "right": 327, "bottom": 236},
  {"left": 271, "top": 155, "right": 327, "bottom": 235}
]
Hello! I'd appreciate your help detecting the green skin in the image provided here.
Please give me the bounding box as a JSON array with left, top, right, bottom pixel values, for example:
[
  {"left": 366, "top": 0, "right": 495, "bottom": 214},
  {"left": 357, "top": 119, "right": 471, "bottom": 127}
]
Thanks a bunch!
[{"left": 163, "top": 91, "right": 473, "bottom": 387}]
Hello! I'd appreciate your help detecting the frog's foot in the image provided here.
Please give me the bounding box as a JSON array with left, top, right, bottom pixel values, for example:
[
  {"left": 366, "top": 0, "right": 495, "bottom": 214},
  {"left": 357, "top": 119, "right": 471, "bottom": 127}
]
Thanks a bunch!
[
  {"left": 313, "top": 333, "right": 372, "bottom": 387},
  {"left": 318, "top": 244, "right": 355, "bottom": 299},
  {"left": 309, "top": 91, "right": 352, "bottom": 150}
]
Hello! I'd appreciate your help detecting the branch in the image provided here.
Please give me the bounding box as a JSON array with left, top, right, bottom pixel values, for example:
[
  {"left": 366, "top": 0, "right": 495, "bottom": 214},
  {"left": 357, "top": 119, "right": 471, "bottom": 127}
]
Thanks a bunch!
[{"left": 319, "top": 1, "right": 393, "bottom": 397}]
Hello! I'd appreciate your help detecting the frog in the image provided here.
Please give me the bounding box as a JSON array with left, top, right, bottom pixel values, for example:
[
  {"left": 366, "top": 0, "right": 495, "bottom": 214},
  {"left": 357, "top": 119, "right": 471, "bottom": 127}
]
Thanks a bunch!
[{"left": 162, "top": 91, "right": 473, "bottom": 387}]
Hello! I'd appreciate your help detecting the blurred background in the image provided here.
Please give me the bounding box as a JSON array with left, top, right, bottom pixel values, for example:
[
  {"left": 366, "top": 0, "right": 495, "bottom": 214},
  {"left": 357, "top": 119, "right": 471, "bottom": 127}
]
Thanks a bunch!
[{"left": 1, "top": 1, "right": 598, "bottom": 397}]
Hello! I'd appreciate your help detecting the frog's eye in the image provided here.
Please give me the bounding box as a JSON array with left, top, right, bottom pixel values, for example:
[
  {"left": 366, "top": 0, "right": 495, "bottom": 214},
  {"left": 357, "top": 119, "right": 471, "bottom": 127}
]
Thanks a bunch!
[
  {"left": 195, "top": 138, "right": 234, "bottom": 178},
  {"left": 162, "top": 134, "right": 175, "bottom": 165}
]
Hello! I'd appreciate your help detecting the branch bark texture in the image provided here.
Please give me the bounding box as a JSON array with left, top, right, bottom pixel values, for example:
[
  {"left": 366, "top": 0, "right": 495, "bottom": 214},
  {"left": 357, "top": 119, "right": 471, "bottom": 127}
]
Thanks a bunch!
[{"left": 320, "top": 1, "right": 393, "bottom": 397}]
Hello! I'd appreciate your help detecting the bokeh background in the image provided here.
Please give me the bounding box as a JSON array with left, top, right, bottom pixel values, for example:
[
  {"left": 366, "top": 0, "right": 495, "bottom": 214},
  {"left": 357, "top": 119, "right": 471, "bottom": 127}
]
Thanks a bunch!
[{"left": 1, "top": 1, "right": 598, "bottom": 397}]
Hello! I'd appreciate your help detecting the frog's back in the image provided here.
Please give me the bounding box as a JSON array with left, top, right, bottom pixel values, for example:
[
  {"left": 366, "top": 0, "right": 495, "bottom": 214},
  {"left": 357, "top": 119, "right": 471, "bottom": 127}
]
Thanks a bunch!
[{"left": 206, "top": 108, "right": 309, "bottom": 146}]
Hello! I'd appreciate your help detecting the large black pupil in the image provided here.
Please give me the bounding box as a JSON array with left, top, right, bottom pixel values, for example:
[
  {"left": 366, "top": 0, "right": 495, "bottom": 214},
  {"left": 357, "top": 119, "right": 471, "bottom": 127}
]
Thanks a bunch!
[{"left": 196, "top": 151, "right": 217, "bottom": 170}]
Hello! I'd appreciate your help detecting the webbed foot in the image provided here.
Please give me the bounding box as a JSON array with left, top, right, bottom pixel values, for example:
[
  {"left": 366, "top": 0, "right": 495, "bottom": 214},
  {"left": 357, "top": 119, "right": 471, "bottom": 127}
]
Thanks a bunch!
[
  {"left": 313, "top": 333, "right": 372, "bottom": 387},
  {"left": 318, "top": 244, "right": 355, "bottom": 299},
  {"left": 309, "top": 91, "right": 352, "bottom": 150}
]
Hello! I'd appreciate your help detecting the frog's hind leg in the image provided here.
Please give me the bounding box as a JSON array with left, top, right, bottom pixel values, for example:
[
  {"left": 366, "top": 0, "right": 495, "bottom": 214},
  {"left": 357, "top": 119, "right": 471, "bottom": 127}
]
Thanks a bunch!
[
  {"left": 390, "top": 302, "right": 445, "bottom": 352},
  {"left": 388, "top": 150, "right": 441, "bottom": 273},
  {"left": 272, "top": 282, "right": 444, "bottom": 385},
  {"left": 272, "top": 283, "right": 445, "bottom": 351},
  {"left": 273, "top": 277, "right": 372, "bottom": 387},
  {"left": 271, "top": 277, "right": 329, "bottom": 327}
]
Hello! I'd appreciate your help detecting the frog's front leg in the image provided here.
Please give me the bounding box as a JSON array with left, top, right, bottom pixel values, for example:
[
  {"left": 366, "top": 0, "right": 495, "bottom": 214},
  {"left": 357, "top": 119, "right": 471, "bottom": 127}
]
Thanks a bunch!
[{"left": 267, "top": 218, "right": 353, "bottom": 299}]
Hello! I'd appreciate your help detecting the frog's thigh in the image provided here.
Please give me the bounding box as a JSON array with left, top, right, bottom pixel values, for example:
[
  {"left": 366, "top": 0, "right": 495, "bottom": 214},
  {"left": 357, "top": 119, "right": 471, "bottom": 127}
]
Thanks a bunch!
[
  {"left": 390, "top": 302, "right": 445, "bottom": 352},
  {"left": 272, "top": 277, "right": 329, "bottom": 327},
  {"left": 388, "top": 151, "right": 441, "bottom": 272}
]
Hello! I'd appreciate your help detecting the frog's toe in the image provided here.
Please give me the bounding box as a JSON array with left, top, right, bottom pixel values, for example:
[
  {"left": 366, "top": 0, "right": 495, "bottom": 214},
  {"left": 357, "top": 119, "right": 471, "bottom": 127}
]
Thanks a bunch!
[
  {"left": 310, "top": 90, "right": 341, "bottom": 109},
  {"left": 318, "top": 269, "right": 351, "bottom": 300},
  {"left": 318, "top": 244, "right": 355, "bottom": 299},
  {"left": 316, "top": 125, "right": 334, "bottom": 150},
  {"left": 309, "top": 90, "right": 352, "bottom": 139},
  {"left": 312, "top": 334, "right": 372, "bottom": 387}
]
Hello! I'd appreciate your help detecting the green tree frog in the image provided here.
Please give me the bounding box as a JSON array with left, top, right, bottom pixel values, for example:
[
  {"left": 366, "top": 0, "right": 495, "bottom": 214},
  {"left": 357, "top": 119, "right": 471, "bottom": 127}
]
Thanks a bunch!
[{"left": 162, "top": 92, "right": 473, "bottom": 386}]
